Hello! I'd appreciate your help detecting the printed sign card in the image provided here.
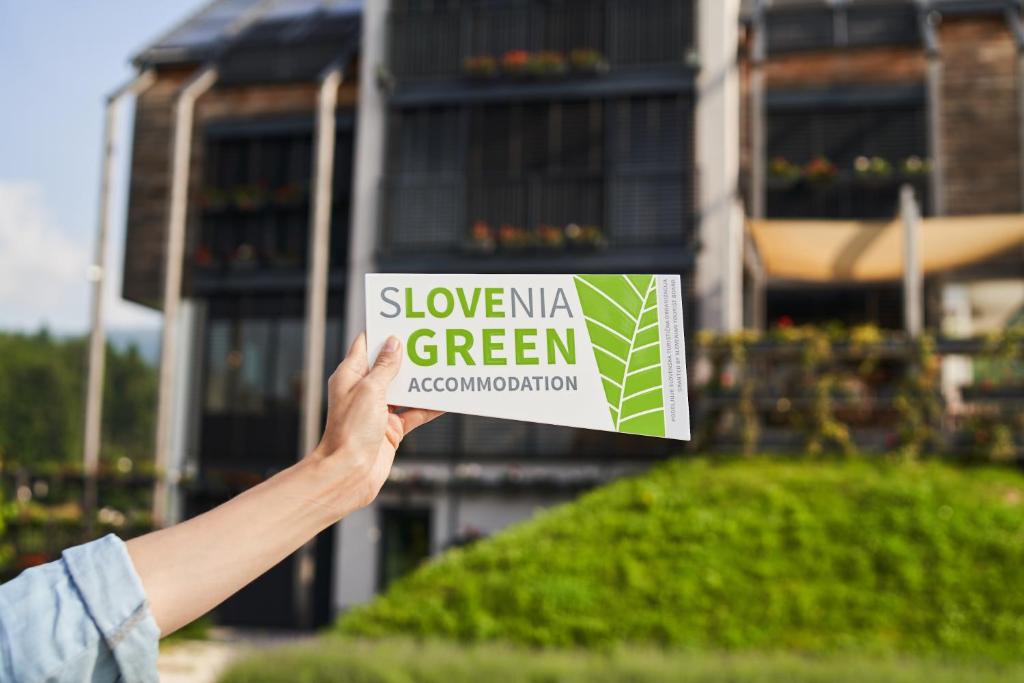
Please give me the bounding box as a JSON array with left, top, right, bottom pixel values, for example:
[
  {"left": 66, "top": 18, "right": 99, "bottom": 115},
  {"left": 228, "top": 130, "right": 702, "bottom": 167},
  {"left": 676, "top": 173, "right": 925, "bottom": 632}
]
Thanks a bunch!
[{"left": 366, "top": 274, "right": 689, "bottom": 440}]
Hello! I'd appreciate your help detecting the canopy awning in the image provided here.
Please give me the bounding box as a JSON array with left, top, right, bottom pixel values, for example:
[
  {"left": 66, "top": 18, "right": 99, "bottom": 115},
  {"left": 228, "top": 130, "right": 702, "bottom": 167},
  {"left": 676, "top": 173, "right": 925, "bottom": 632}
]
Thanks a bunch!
[{"left": 748, "top": 214, "right": 1024, "bottom": 283}]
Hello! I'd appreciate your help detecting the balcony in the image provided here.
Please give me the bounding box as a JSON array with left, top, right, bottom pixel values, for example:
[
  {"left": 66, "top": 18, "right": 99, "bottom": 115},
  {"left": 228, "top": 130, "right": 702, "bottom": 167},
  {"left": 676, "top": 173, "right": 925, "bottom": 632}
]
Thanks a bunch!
[
  {"left": 387, "top": 0, "right": 695, "bottom": 84},
  {"left": 190, "top": 192, "right": 350, "bottom": 292},
  {"left": 765, "top": 169, "right": 931, "bottom": 220},
  {"left": 378, "top": 170, "right": 695, "bottom": 271}
]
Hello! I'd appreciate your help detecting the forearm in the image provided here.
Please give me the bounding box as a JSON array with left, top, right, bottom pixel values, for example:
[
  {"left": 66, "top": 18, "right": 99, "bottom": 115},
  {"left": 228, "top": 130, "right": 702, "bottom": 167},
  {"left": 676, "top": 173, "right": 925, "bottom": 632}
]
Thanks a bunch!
[{"left": 125, "top": 454, "right": 357, "bottom": 635}]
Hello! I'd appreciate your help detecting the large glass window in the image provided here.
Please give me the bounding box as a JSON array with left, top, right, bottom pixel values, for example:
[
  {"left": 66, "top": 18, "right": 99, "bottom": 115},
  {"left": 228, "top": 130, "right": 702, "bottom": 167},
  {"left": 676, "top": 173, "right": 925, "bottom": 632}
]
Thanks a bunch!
[{"left": 383, "top": 95, "right": 692, "bottom": 254}]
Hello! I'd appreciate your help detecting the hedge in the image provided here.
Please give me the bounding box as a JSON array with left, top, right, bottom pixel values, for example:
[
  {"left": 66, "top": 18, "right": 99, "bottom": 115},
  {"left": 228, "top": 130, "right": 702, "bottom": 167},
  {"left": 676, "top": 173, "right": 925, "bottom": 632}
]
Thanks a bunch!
[{"left": 337, "top": 457, "right": 1024, "bottom": 659}]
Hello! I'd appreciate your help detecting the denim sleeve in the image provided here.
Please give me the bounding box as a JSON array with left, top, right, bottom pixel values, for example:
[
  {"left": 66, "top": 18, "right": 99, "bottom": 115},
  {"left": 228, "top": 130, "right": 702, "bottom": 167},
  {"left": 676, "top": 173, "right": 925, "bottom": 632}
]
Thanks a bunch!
[{"left": 0, "top": 534, "right": 161, "bottom": 683}]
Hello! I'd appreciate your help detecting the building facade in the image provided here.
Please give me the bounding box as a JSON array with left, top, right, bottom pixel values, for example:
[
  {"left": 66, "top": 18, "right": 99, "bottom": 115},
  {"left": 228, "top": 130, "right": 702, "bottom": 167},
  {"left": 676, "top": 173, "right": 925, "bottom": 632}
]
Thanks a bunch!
[
  {"left": 741, "top": 0, "right": 1024, "bottom": 330},
  {"left": 117, "top": 0, "right": 1023, "bottom": 628}
]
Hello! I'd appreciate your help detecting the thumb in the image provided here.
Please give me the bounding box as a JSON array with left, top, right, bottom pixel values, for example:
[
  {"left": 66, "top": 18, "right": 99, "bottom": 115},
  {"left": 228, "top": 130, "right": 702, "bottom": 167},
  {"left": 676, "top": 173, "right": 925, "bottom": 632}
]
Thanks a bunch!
[{"left": 366, "top": 335, "right": 403, "bottom": 389}]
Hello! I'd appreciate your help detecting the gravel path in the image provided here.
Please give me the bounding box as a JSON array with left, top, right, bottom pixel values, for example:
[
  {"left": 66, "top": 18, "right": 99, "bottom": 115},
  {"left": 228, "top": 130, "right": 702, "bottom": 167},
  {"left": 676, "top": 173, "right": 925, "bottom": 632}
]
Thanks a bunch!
[{"left": 158, "top": 628, "right": 314, "bottom": 683}]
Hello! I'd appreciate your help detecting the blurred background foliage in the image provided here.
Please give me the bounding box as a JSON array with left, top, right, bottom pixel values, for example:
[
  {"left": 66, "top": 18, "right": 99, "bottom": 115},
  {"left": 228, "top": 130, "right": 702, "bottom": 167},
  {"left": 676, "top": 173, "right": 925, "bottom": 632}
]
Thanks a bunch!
[{"left": 0, "top": 330, "right": 156, "bottom": 467}]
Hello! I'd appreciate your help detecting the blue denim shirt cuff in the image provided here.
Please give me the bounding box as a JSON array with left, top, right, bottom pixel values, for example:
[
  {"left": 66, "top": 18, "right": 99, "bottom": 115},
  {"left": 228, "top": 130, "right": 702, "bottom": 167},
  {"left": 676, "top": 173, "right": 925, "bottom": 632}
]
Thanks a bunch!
[{"left": 62, "top": 534, "right": 161, "bottom": 682}]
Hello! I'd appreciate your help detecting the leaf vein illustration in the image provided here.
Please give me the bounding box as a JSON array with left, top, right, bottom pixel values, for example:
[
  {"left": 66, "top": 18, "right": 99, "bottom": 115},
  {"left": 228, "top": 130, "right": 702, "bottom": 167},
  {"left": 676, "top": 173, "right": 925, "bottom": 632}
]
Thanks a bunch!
[{"left": 574, "top": 275, "right": 665, "bottom": 437}]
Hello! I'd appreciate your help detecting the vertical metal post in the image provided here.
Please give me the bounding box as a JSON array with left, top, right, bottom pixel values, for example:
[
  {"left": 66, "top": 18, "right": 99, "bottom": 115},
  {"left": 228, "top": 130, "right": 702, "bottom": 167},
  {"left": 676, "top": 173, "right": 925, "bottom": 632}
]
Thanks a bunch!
[
  {"left": 1018, "top": 50, "right": 1024, "bottom": 211},
  {"left": 749, "top": 0, "right": 766, "bottom": 220},
  {"left": 295, "top": 62, "right": 344, "bottom": 630},
  {"left": 1009, "top": 8, "right": 1024, "bottom": 211},
  {"left": 901, "top": 184, "right": 923, "bottom": 337},
  {"left": 922, "top": 9, "right": 944, "bottom": 216},
  {"left": 153, "top": 66, "right": 218, "bottom": 527},
  {"left": 345, "top": 0, "right": 389, "bottom": 350},
  {"left": 83, "top": 70, "right": 155, "bottom": 530}
]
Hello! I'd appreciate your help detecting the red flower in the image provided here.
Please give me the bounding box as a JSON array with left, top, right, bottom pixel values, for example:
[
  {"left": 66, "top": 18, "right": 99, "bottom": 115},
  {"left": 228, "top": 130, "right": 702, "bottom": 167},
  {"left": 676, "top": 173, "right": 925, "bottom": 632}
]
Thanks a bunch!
[{"left": 502, "top": 50, "right": 529, "bottom": 68}]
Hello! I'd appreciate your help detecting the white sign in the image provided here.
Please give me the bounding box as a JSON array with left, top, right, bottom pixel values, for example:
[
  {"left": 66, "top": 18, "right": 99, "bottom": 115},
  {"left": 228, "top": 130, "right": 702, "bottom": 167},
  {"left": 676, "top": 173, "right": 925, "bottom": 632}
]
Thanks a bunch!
[{"left": 366, "top": 273, "right": 689, "bottom": 440}]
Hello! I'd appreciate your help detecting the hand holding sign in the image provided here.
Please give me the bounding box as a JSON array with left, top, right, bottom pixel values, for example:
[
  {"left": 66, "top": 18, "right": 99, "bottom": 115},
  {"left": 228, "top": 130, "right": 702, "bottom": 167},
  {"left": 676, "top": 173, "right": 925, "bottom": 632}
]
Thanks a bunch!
[{"left": 312, "top": 333, "right": 444, "bottom": 513}]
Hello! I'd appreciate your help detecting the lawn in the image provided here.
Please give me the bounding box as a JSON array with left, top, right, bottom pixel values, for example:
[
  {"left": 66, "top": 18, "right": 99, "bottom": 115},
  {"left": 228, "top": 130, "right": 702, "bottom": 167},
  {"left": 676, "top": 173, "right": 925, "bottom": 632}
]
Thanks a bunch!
[{"left": 218, "top": 637, "right": 1024, "bottom": 683}]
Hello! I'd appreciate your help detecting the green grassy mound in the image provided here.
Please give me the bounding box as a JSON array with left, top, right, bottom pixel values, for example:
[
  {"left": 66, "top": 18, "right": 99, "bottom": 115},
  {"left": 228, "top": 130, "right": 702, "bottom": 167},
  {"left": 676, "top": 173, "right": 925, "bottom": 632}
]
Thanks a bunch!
[
  {"left": 218, "top": 638, "right": 1024, "bottom": 683},
  {"left": 337, "top": 458, "right": 1024, "bottom": 659}
]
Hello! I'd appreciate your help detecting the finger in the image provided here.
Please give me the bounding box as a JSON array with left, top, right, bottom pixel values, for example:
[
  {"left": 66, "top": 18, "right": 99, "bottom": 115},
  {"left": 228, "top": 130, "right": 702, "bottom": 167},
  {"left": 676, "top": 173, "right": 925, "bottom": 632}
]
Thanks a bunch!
[
  {"left": 398, "top": 408, "right": 444, "bottom": 435},
  {"left": 364, "top": 335, "right": 403, "bottom": 390},
  {"left": 333, "top": 332, "right": 369, "bottom": 394}
]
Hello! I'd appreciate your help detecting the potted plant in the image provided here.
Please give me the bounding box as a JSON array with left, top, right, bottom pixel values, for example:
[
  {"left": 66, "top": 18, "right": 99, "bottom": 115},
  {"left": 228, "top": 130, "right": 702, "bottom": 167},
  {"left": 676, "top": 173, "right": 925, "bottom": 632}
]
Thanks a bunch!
[
  {"left": 467, "top": 220, "right": 496, "bottom": 254},
  {"left": 768, "top": 156, "right": 802, "bottom": 187},
  {"left": 854, "top": 156, "right": 892, "bottom": 183},
  {"left": 273, "top": 181, "right": 305, "bottom": 206},
  {"left": 193, "top": 244, "right": 216, "bottom": 268},
  {"left": 536, "top": 224, "right": 566, "bottom": 249},
  {"left": 565, "top": 223, "right": 607, "bottom": 251},
  {"left": 530, "top": 51, "right": 567, "bottom": 78},
  {"left": 501, "top": 50, "right": 531, "bottom": 77},
  {"left": 901, "top": 155, "right": 931, "bottom": 176},
  {"left": 229, "top": 243, "right": 259, "bottom": 270},
  {"left": 463, "top": 55, "right": 498, "bottom": 79},
  {"left": 569, "top": 48, "right": 609, "bottom": 75},
  {"left": 498, "top": 223, "right": 533, "bottom": 249},
  {"left": 200, "top": 187, "right": 228, "bottom": 211},
  {"left": 232, "top": 184, "right": 267, "bottom": 212},
  {"left": 804, "top": 156, "right": 837, "bottom": 186}
]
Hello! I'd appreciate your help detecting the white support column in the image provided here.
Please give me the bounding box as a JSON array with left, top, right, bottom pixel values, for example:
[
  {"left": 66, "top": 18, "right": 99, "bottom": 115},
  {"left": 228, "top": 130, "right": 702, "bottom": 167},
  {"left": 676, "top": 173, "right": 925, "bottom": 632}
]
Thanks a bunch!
[
  {"left": 336, "top": 0, "right": 390, "bottom": 619},
  {"left": 901, "top": 184, "right": 923, "bottom": 337},
  {"left": 344, "top": 0, "right": 389, "bottom": 348},
  {"left": 294, "top": 61, "right": 344, "bottom": 630},
  {"left": 696, "top": 0, "right": 742, "bottom": 332},
  {"left": 153, "top": 66, "right": 218, "bottom": 527},
  {"left": 83, "top": 70, "right": 155, "bottom": 527}
]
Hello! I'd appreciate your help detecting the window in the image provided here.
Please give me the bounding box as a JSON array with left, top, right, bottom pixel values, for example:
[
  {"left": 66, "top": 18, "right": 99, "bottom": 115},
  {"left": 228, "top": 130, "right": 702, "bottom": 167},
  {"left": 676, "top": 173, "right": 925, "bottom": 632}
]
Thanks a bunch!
[
  {"left": 378, "top": 507, "right": 432, "bottom": 590},
  {"left": 203, "top": 314, "right": 304, "bottom": 416},
  {"left": 388, "top": 0, "right": 695, "bottom": 81},
  {"left": 384, "top": 95, "right": 692, "bottom": 253},
  {"left": 765, "top": 4, "right": 919, "bottom": 55}
]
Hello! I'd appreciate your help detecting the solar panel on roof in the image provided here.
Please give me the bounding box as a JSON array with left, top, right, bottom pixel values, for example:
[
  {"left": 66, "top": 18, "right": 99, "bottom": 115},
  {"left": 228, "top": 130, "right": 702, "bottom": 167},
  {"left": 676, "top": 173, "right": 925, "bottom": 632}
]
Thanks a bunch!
[{"left": 135, "top": 0, "right": 363, "bottom": 66}]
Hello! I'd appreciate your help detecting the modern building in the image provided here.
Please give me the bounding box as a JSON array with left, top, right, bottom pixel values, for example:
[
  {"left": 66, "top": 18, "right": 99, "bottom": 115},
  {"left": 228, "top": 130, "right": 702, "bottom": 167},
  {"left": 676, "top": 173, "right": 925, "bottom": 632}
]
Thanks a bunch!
[{"left": 111, "top": 0, "right": 1023, "bottom": 628}]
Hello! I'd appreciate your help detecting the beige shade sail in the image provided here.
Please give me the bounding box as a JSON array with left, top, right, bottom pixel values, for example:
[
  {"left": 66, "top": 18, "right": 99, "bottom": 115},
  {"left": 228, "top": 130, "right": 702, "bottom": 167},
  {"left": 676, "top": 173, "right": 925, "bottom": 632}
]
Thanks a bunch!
[{"left": 748, "top": 214, "right": 1024, "bottom": 282}]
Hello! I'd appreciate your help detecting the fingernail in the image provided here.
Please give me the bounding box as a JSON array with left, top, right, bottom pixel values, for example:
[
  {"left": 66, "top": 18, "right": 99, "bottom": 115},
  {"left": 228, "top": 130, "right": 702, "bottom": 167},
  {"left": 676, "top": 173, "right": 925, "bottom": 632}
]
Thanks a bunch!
[{"left": 383, "top": 336, "right": 400, "bottom": 353}]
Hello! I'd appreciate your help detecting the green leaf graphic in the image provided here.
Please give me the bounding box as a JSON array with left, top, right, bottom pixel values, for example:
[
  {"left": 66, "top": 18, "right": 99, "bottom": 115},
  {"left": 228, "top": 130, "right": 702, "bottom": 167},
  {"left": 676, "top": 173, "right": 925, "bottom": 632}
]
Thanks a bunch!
[{"left": 573, "top": 275, "right": 664, "bottom": 437}]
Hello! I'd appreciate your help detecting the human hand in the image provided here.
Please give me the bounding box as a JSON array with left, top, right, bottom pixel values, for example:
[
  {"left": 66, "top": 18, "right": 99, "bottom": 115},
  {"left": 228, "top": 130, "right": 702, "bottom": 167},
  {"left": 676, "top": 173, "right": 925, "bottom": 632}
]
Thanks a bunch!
[{"left": 310, "top": 332, "right": 442, "bottom": 515}]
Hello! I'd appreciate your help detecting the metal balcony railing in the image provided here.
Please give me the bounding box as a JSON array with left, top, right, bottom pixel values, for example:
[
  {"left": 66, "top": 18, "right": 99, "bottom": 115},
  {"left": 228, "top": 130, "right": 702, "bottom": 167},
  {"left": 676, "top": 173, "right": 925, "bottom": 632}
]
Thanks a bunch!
[
  {"left": 765, "top": 172, "right": 931, "bottom": 220},
  {"left": 388, "top": 0, "right": 695, "bottom": 82},
  {"left": 380, "top": 170, "right": 693, "bottom": 255}
]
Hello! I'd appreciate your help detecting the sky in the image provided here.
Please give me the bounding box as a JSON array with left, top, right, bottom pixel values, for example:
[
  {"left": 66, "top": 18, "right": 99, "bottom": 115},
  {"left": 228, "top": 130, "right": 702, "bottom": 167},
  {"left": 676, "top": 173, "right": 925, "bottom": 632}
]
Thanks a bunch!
[{"left": 0, "top": 0, "right": 208, "bottom": 334}]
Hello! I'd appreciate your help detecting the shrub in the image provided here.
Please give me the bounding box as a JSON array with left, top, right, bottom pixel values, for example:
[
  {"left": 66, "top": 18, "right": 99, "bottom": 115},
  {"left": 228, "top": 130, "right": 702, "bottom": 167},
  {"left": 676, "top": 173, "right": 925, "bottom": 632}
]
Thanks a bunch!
[{"left": 338, "top": 458, "right": 1024, "bottom": 660}]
